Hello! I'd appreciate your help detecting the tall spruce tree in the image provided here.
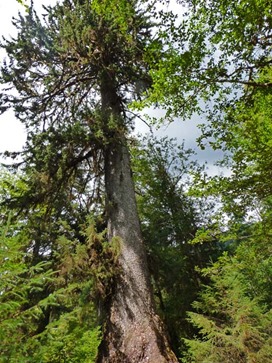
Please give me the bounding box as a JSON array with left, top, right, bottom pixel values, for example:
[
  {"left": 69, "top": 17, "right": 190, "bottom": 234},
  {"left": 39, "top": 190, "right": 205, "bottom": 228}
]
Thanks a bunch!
[{"left": 0, "top": 0, "right": 178, "bottom": 361}]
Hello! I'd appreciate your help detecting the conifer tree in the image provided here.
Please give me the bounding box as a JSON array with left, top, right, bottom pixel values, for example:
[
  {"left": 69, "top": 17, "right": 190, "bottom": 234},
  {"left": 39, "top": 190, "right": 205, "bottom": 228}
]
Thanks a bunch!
[{"left": 0, "top": 0, "right": 178, "bottom": 361}]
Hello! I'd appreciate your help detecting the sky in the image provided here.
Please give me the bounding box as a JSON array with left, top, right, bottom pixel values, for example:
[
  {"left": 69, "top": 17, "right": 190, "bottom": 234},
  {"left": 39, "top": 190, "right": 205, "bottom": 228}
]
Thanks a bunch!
[{"left": 0, "top": 0, "right": 226, "bottom": 175}]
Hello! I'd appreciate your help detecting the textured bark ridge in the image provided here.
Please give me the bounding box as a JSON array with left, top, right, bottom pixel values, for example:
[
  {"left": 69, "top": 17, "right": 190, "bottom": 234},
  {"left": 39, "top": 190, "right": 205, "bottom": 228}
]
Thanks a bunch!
[
  {"left": 96, "top": 138, "right": 178, "bottom": 363},
  {"left": 96, "top": 72, "right": 178, "bottom": 362}
]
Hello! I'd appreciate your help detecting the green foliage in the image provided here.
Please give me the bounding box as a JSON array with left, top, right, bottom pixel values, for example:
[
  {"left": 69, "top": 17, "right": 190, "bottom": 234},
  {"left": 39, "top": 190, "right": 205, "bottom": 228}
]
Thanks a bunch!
[
  {"left": 182, "top": 241, "right": 272, "bottom": 363},
  {"left": 33, "top": 319, "right": 101, "bottom": 363},
  {"left": 16, "top": 0, "right": 28, "bottom": 8},
  {"left": 210, "top": 69, "right": 272, "bottom": 216},
  {"left": 0, "top": 228, "right": 102, "bottom": 362},
  {"left": 0, "top": 171, "right": 104, "bottom": 361},
  {"left": 82, "top": 218, "right": 121, "bottom": 303},
  {"left": 182, "top": 62, "right": 272, "bottom": 361},
  {"left": 147, "top": 0, "right": 272, "bottom": 119}
]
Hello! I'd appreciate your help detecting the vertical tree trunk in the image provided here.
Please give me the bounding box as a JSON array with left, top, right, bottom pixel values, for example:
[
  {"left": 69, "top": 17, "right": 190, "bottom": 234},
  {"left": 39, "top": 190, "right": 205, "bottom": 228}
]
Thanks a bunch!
[{"left": 96, "top": 73, "right": 178, "bottom": 362}]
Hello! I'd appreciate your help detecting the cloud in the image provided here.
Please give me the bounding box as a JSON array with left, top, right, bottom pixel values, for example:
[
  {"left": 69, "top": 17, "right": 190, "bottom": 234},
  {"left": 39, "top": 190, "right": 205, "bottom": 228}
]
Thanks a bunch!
[{"left": 135, "top": 107, "right": 228, "bottom": 176}]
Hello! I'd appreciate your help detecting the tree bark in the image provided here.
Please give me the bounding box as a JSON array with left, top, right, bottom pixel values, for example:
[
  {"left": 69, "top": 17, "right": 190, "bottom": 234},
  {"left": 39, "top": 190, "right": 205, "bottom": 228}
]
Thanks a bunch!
[{"left": 96, "top": 74, "right": 178, "bottom": 362}]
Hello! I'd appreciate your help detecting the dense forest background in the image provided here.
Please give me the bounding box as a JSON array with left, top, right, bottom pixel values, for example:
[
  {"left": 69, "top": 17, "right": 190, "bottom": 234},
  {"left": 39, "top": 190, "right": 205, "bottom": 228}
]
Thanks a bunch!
[{"left": 0, "top": 0, "right": 271, "bottom": 362}]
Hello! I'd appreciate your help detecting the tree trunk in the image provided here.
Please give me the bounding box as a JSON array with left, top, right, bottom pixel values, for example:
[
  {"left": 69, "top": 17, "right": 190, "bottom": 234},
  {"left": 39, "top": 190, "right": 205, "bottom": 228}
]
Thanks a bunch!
[{"left": 96, "top": 74, "right": 178, "bottom": 362}]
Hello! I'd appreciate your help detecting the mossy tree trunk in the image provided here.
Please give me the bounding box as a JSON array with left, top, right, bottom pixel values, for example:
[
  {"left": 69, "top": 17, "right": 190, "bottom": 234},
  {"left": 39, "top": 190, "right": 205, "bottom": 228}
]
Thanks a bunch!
[{"left": 96, "top": 72, "right": 178, "bottom": 362}]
